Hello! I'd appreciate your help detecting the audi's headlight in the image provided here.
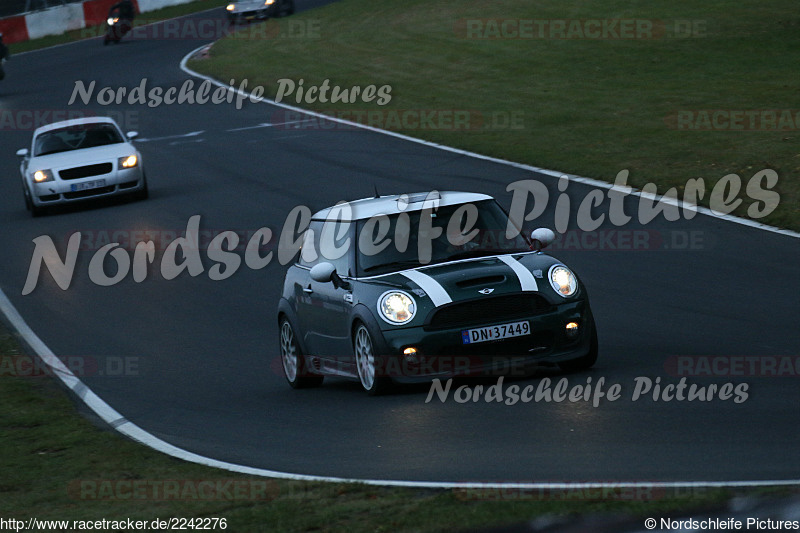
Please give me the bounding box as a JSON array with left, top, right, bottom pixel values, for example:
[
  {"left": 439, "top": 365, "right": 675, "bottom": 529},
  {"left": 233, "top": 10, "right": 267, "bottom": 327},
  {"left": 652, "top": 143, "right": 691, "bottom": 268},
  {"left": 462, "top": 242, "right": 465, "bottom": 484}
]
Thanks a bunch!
[
  {"left": 119, "top": 154, "right": 138, "bottom": 168},
  {"left": 32, "top": 169, "right": 54, "bottom": 183},
  {"left": 549, "top": 265, "right": 578, "bottom": 297},
  {"left": 108, "top": 16, "right": 118, "bottom": 24},
  {"left": 226, "top": 3, "right": 235, "bottom": 10},
  {"left": 378, "top": 291, "right": 416, "bottom": 325}
]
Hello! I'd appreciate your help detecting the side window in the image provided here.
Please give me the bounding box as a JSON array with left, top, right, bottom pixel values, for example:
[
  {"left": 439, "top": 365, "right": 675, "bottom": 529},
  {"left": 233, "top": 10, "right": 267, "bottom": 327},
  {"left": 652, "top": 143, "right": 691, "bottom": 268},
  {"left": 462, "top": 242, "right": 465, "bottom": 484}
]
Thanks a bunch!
[
  {"left": 299, "top": 221, "right": 354, "bottom": 277},
  {"left": 298, "top": 221, "right": 322, "bottom": 268},
  {"left": 319, "top": 221, "right": 353, "bottom": 277}
]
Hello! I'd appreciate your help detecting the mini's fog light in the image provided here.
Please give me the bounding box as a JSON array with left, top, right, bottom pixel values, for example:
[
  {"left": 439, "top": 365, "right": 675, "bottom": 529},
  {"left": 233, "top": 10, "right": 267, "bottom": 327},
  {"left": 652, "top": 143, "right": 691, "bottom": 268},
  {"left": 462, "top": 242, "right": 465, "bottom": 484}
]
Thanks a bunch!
[
  {"left": 565, "top": 322, "right": 579, "bottom": 338},
  {"left": 403, "top": 347, "right": 419, "bottom": 364}
]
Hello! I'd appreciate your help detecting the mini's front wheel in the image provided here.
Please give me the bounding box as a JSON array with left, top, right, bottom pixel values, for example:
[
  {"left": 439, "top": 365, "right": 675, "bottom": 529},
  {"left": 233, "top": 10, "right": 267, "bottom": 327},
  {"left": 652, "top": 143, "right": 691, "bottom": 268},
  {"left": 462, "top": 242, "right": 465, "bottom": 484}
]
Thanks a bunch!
[
  {"left": 279, "top": 318, "right": 322, "bottom": 388},
  {"left": 353, "top": 323, "right": 391, "bottom": 395}
]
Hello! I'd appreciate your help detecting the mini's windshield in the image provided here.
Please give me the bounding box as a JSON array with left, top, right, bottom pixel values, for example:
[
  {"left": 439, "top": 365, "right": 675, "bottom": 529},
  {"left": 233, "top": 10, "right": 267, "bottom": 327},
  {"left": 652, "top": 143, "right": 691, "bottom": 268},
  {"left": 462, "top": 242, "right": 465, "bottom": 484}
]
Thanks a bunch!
[
  {"left": 356, "top": 199, "right": 531, "bottom": 276},
  {"left": 34, "top": 123, "right": 124, "bottom": 156}
]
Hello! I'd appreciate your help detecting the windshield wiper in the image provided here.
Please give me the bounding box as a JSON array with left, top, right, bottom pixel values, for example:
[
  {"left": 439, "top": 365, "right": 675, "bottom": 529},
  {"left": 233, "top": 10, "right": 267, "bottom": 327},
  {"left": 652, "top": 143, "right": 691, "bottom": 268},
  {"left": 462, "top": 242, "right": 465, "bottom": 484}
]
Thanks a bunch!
[
  {"left": 361, "top": 260, "right": 423, "bottom": 274},
  {"left": 36, "top": 148, "right": 70, "bottom": 156},
  {"left": 444, "top": 248, "right": 526, "bottom": 261}
]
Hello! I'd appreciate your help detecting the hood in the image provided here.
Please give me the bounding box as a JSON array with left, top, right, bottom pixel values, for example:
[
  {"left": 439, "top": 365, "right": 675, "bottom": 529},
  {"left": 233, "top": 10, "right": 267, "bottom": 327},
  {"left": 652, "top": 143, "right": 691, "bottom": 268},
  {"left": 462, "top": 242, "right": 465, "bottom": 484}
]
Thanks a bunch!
[{"left": 378, "top": 252, "right": 564, "bottom": 307}]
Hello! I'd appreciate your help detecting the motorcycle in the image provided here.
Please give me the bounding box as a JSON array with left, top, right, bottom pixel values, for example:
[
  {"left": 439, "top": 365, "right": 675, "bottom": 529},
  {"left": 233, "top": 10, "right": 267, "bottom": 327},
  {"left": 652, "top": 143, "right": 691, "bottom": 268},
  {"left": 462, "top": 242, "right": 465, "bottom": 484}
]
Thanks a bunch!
[{"left": 103, "top": 9, "right": 133, "bottom": 45}]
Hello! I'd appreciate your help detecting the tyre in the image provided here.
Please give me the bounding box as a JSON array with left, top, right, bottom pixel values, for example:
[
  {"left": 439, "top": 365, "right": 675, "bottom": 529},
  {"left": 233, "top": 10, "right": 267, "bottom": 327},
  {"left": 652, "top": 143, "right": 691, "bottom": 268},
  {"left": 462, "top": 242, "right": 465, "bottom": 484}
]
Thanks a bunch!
[
  {"left": 133, "top": 174, "right": 149, "bottom": 201},
  {"left": 279, "top": 0, "right": 294, "bottom": 16},
  {"left": 353, "top": 323, "right": 391, "bottom": 395},
  {"left": 26, "top": 187, "right": 46, "bottom": 217},
  {"left": 279, "top": 318, "right": 323, "bottom": 388},
  {"left": 558, "top": 319, "right": 598, "bottom": 372},
  {"left": 22, "top": 184, "right": 32, "bottom": 211}
]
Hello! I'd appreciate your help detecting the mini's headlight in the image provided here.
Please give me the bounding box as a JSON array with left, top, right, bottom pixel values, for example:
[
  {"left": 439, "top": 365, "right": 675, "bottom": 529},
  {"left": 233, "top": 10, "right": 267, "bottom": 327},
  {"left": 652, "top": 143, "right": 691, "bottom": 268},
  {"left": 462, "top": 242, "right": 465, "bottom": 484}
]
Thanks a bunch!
[
  {"left": 549, "top": 265, "right": 578, "bottom": 297},
  {"left": 33, "top": 169, "right": 54, "bottom": 183},
  {"left": 378, "top": 291, "right": 416, "bottom": 325},
  {"left": 119, "top": 154, "right": 138, "bottom": 168},
  {"left": 108, "top": 16, "right": 118, "bottom": 24},
  {"left": 226, "top": 3, "right": 235, "bottom": 10},
  {"left": 265, "top": 0, "right": 275, "bottom": 4}
]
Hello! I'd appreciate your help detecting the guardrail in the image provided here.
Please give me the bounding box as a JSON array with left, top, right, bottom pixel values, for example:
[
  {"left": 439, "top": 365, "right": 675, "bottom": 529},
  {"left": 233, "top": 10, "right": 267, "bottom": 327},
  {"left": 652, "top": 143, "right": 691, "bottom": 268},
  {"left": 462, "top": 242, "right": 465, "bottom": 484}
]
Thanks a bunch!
[{"left": 0, "top": 0, "right": 199, "bottom": 44}]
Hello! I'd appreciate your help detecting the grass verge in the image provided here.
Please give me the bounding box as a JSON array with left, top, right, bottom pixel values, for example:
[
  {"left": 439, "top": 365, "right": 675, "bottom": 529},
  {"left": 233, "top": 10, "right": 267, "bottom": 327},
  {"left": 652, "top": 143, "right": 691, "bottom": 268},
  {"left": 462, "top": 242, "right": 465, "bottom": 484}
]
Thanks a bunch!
[
  {"left": 188, "top": 0, "right": 800, "bottom": 232},
  {"left": 0, "top": 321, "right": 795, "bottom": 531}
]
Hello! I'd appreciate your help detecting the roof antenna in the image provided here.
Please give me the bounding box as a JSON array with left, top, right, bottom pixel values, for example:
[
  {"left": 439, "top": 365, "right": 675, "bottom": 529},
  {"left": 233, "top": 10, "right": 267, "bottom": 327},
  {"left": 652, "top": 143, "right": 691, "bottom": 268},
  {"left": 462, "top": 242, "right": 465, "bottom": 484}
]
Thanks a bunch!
[{"left": 373, "top": 184, "right": 380, "bottom": 198}]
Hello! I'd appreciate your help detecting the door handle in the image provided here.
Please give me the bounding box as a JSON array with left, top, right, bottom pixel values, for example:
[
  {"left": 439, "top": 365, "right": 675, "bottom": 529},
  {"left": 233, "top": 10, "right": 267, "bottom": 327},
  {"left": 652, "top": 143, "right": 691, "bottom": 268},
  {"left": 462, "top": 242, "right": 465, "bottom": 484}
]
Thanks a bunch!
[{"left": 303, "top": 286, "right": 314, "bottom": 294}]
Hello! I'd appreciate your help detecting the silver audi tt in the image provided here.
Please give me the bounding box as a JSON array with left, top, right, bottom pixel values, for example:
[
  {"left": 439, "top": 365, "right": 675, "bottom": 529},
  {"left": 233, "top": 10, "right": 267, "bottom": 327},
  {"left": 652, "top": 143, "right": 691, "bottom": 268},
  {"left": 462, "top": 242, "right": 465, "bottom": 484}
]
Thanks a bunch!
[{"left": 16, "top": 117, "right": 148, "bottom": 216}]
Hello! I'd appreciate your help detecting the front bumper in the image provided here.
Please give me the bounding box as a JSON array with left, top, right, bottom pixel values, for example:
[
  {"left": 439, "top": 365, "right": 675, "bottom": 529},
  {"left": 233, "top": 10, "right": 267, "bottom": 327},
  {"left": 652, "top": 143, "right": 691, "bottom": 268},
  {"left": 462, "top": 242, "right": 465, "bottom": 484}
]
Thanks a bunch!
[
  {"left": 375, "top": 300, "right": 594, "bottom": 383},
  {"left": 30, "top": 167, "right": 145, "bottom": 206},
  {"left": 227, "top": 4, "right": 277, "bottom": 21}
]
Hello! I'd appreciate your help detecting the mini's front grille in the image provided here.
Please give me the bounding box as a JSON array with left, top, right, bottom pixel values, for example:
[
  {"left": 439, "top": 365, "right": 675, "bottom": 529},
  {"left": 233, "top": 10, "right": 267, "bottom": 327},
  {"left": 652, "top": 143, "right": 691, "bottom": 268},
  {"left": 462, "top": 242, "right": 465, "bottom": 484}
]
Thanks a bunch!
[
  {"left": 63, "top": 185, "right": 115, "bottom": 199},
  {"left": 59, "top": 163, "right": 112, "bottom": 180},
  {"left": 425, "top": 294, "right": 553, "bottom": 331},
  {"left": 425, "top": 331, "right": 556, "bottom": 358}
]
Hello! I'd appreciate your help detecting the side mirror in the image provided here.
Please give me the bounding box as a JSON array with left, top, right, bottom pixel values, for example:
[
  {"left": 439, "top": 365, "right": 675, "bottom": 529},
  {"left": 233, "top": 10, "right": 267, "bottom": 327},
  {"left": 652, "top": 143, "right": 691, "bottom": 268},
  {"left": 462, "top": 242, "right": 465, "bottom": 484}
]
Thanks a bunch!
[
  {"left": 309, "top": 262, "right": 351, "bottom": 290},
  {"left": 126, "top": 131, "right": 138, "bottom": 140},
  {"left": 530, "top": 228, "right": 556, "bottom": 252},
  {"left": 16, "top": 148, "right": 28, "bottom": 158},
  {"left": 310, "top": 262, "right": 335, "bottom": 283}
]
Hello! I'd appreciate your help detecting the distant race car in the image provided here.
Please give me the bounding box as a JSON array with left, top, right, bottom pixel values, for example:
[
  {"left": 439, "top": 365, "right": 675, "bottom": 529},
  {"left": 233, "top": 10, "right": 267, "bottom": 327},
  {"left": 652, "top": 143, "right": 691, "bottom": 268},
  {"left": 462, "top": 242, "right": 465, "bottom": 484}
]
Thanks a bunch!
[
  {"left": 16, "top": 117, "right": 148, "bottom": 216},
  {"left": 225, "top": 0, "right": 294, "bottom": 23},
  {"left": 277, "top": 191, "right": 598, "bottom": 394}
]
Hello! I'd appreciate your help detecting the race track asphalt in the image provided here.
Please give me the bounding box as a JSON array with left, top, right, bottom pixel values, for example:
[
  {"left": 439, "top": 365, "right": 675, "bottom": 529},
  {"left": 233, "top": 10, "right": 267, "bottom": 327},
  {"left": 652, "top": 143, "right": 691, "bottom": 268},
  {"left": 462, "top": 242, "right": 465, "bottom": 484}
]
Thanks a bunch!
[{"left": 1, "top": 2, "right": 798, "bottom": 483}]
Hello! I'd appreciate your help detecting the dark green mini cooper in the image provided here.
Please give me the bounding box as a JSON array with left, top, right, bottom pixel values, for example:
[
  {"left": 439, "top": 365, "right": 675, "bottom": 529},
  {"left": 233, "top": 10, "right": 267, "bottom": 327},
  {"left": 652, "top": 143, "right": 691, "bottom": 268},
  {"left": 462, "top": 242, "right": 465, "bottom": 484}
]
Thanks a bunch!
[{"left": 277, "top": 191, "right": 598, "bottom": 394}]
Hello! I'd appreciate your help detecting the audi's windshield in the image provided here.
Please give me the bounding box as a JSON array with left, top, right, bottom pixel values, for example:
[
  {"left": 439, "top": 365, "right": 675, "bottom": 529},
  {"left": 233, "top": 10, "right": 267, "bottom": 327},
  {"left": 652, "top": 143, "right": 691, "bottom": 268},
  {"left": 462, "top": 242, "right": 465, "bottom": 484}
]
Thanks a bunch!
[{"left": 34, "top": 123, "right": 124, "bottom": 157}]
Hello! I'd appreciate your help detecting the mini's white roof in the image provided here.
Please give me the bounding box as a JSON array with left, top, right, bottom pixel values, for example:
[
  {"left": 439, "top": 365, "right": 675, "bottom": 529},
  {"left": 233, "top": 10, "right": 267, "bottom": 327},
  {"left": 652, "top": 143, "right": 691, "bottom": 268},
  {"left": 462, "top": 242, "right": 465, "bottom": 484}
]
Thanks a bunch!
[
  {"left": 33, "top": 116, "right": 119, "bottom": 136},
  {"left": 311, "top": 191, "right": 494, "bottom": 221}
]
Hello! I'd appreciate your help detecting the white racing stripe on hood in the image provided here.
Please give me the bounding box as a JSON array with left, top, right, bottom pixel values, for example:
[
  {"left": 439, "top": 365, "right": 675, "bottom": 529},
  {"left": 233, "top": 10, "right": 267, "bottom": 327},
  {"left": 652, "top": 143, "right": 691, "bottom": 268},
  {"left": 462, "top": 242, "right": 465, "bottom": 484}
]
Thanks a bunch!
[
  {"left": 498, "top": 255, "right": 539, "bottom": 292},
  {"left": 400, "top": 270, "right": 452, "bottom": 307}
]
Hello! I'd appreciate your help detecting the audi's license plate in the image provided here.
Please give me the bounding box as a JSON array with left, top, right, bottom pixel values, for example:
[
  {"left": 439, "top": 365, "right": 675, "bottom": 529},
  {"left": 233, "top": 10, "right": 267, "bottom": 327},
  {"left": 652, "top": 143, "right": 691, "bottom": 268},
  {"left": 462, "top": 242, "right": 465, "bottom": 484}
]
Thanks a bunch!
[
  {"left": 461, "top": 321, "right": 530, "bottom": 344},
  {"left": 70, "top": 179, "right": 106, "bottom": 192}
]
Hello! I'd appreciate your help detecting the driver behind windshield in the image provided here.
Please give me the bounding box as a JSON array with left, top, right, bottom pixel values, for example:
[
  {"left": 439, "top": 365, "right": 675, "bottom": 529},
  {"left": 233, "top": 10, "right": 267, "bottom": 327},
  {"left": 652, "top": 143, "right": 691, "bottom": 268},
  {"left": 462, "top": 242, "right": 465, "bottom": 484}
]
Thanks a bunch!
[{"left": 356, "top": 200, "right": 531, "bottom": 276}]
